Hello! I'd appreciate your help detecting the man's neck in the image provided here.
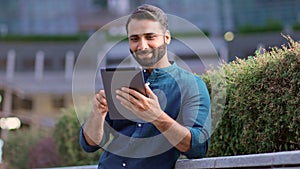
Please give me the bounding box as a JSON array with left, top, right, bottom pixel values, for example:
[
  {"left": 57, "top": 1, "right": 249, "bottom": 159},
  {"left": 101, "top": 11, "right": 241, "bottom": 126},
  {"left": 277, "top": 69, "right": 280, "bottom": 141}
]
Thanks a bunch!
[{"left": 144, "top": 57, "right": 171, "bottom": 74}]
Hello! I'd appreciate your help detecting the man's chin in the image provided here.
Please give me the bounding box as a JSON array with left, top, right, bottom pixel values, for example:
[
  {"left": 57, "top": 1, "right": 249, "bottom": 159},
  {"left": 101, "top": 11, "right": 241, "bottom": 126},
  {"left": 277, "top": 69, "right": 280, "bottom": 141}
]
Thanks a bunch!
[{"left": 137, "top": 61, "right": 155, "bottom": 68}]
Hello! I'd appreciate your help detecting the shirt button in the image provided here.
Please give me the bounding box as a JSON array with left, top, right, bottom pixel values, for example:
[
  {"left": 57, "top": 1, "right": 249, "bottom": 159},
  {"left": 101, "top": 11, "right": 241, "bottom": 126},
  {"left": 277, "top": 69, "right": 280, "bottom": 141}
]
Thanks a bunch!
[
  {"left": 122, "top": 162, "right": 126, "bottom": 167},
  {"left": 137, "top": 123, "right": 142, "bottom": 127}
]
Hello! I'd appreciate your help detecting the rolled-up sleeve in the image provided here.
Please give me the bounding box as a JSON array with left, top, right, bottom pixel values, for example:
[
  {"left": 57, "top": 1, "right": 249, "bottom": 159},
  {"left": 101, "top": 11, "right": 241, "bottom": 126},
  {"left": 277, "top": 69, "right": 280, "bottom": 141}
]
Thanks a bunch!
[
  {"left": 79, "top": 126, "right": 101, "bottom": 152},
  {"left": 181, "top": 76, "right": 211, "bottom": 158},
  {"left": 183, "top": 127, "right": 210, "bottom": 158}
]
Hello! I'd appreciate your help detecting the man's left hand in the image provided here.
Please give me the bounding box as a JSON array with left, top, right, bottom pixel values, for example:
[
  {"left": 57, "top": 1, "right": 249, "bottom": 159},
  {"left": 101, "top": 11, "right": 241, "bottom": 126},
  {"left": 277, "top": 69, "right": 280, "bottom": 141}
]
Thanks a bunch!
[{"left": 116, "top": 84, "right": 164, "bottom": 122}]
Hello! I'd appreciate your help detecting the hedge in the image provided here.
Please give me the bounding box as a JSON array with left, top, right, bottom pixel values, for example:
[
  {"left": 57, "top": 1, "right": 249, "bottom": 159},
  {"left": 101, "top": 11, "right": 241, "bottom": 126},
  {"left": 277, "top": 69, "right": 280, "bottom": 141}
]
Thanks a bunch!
[
  {"left": 292, "top": 23, "right": 300, "bottom": 31},
  {"left": 201, "top": 35, "right": 300, "bottom": 156},
  {"left": 3, "top": 108, "right": 101, "bottom": 169},
  {"left": 238, "top": 19, "right": 283, "bottom": 34},
  {"left": 53, "top": 108, "right": 102, "bottom": 166},
  {"left": 3, "top": 128, "right": 54, "bottom": 169},
  {"left": 0, "top": 34, "right": 88, "bottom": 42}
]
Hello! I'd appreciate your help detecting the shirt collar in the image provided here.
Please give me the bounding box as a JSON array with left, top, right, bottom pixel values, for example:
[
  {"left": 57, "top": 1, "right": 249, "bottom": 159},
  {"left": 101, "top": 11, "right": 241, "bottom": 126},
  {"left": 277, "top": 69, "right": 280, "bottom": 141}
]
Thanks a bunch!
[{"left": 144, "top": 62, "right": 177, "bottom": 75}]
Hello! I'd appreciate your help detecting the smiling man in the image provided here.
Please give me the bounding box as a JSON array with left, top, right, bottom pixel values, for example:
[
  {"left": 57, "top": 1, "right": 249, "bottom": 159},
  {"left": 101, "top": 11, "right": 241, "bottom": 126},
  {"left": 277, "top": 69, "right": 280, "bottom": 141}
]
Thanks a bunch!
[{"left": 80, "top": 4, "right": 211, "bottom": 169}]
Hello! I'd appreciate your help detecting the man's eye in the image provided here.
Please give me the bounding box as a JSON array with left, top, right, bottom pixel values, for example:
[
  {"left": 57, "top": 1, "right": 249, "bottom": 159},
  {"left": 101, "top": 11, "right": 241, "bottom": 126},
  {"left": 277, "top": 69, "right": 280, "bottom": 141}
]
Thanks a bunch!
[
  {"left": 130, "top": 37, "right": 138, "bottom": 42},
  {"left": 146, "top": 35, "right": 157, "bottom": 40}
]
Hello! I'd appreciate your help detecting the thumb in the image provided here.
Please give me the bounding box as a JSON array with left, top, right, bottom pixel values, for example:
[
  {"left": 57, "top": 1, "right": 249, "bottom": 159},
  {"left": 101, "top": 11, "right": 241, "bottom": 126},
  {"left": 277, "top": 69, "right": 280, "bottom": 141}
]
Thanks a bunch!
[{"left": 145, "top": 83, "right": 155, "bottom": 99}]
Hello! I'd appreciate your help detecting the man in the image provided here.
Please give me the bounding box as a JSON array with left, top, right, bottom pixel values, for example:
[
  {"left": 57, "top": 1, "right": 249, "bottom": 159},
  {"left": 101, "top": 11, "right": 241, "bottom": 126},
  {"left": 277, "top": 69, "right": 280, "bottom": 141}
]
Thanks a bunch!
[{"left": 80, "top": 4, "right": 211, "bottom": 169}]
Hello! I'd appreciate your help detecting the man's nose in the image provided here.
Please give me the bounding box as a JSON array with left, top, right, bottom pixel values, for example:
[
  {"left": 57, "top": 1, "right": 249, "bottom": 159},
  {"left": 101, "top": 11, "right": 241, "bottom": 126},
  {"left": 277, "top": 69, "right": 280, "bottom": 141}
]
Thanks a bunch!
[{"left": 137, "top": 38, "right": 149, "bottom": 50}]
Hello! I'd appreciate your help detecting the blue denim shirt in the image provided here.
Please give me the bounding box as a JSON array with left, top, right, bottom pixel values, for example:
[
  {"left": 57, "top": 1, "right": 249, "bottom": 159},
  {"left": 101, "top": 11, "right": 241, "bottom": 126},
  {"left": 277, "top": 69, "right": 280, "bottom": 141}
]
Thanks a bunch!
[{"left": 80, "top": 63, "right": 211, "bottom": 169}]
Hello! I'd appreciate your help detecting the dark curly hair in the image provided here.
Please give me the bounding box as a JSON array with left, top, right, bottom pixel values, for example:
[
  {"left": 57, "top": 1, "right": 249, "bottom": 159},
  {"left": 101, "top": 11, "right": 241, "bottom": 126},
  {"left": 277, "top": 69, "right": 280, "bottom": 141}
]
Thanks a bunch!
[{"left": 126, "top": 4, "right": 168, "bottom": 33}]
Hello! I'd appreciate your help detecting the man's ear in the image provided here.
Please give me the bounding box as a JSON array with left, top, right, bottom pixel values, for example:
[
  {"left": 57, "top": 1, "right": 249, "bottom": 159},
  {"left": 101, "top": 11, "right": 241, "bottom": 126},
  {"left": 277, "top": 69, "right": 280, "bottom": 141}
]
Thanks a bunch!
[{"left": 164, "top": 30, "right": 171, "bottom": 45}]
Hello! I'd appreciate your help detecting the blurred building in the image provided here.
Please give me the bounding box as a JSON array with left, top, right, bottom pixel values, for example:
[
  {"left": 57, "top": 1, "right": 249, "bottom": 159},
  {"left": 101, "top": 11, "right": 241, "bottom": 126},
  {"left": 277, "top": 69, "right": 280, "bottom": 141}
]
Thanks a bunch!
[
  {"left": 1, "top": 0, "right": 300, "bottom": 35},
  {"left": 0, "top": 0, "right": 300, "bottom": 131},
  {"left": 0, "top": 0, "right": 130, "bottom": 35},
  {"left": 0, "top": 42, "right": 83, "bottom": 131},
  {"left": 0, "top": 0, "right": 78, "bottom": 35},
  {"left": 227, "top": 0, "right": 300, "bottom": 31},
  {"left": 0, "top": 0, "right": 131, "bottom": 131}
]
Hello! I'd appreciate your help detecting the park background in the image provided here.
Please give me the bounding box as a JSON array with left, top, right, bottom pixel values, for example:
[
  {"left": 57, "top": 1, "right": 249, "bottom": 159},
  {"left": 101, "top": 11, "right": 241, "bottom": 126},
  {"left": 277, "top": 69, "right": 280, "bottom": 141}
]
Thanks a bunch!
[{"left": 0, "top": 0, "right": 299, "bottom": 168}]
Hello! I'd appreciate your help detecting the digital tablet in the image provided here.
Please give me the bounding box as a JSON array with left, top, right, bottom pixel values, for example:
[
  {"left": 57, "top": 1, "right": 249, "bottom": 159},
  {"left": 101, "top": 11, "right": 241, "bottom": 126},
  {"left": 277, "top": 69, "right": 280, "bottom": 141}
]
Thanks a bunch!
[{"left": 100, "top": 67, "right": 146, "bottom": 121}]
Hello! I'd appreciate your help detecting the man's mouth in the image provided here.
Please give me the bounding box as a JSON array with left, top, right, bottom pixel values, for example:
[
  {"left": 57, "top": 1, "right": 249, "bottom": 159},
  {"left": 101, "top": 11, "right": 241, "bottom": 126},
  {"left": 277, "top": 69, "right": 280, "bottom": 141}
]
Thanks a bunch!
[{"left": 135, "top": 50, "right": 152, "bottom": 58}]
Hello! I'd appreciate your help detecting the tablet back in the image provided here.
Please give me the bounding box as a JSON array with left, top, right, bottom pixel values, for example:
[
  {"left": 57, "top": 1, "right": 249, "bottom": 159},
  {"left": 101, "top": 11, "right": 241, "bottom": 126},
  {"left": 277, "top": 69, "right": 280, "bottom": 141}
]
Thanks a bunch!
[{"left": 100, "top": 67, "right": 146, "bottom": 122}]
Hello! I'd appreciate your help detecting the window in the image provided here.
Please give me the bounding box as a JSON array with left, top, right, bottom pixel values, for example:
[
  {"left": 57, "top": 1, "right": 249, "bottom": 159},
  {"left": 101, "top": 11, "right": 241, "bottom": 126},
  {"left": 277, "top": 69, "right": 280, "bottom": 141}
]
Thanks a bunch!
[
  {"left": 21, "top": 98, "right": 33, "bottom": 110},
  {"left": 12, "top": 94, "right": 33, "bottom": 110},
  {"left": 44, "top": 57, "right": 53, "bottom": 71},
  {"left": 0, "top": 57, "right": 6, "bottom": 71},
  {"left": 52, "top": 96, "right": 65, "bottom": 108},
  {"left": 94, "top": 0, "right": 108, "bottom": 9},
  {"left": 21, "top": 57, "right": 35, "bottom": 71}
]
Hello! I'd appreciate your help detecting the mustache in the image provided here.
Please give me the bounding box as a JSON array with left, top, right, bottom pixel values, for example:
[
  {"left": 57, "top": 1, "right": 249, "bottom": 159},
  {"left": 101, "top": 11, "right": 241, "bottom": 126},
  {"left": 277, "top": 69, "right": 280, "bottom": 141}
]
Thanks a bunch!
[
  {"left": 130, "top": 43, "right": 166, "bottom": 55},
  {"left": 134, "top": 49, "right": 152, "bottom": 55}
]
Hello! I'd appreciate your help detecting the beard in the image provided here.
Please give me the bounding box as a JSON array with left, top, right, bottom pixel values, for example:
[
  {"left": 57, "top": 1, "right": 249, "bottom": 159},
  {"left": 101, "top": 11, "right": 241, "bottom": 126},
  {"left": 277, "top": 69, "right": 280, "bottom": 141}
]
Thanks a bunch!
[{"left": 130, "top": 43, "right": 167, "bottom": 67}]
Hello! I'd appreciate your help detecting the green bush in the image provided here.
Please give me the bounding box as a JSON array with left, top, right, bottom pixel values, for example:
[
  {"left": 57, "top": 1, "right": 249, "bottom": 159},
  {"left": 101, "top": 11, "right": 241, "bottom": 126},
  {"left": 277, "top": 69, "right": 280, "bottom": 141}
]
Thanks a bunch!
[
  {"left": 28, "top": 136, "right": 60, "bottom": 168},
  {"left": 202, "top": 36, "right": 300, "bottom": 156},
  {"left": 3, "top": 108, "right": 101, "bottom": 169},
  {"left": 3, "top": 128, "right": 49, "bottom": 169},
  {"left": 0, "top": 34, "right": 88, "bottom": 42},
  {"left": 53, "top": 108, "right": 102, "bottom": 166},
  {"left": 292, "top": 23, "right": 300, "bottom": 31},
  {"left": 238, "top": 19, "right": 283, "bottom": 34}
]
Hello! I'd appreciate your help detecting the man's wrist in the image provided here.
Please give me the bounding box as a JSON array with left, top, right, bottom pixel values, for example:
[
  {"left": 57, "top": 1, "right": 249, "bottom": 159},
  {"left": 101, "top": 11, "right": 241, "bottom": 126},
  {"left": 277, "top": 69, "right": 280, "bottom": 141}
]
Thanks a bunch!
[
  {"left": 152, "top": 112, "right": 174, "bottom": 132},
  {"left": 91, "top": 108, "right": 107, "bottom": 118}
]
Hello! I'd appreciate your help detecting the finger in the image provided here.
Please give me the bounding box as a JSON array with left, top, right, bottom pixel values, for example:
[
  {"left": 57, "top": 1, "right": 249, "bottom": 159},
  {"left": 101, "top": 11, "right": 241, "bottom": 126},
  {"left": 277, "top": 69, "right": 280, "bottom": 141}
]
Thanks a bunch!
[
  {"left": 116, "top": 89, "right": 145, "bottom": 111},
  {"left": 118, "top": 96, "right": 143, "bottom": 114},
  {"left": 95, "top": 96, "right": 108, "bottom": 115},
  {"left": 93, "top": 96, "right": 105, "bottom": 111},
  {"left": 96, "top": 93, "right": 107, "bottom": 106},
  {"left": 92, "top": 93, "right": 108, "bottom": 114},
  {"left": 99, "top": 90, "right": 106, "bottom": 99},
  {"left": 118, "top": 87, "right": 144, "bottom": 101},
  {"left": 116, "top": 94, "right": 133, "bottom": 109},
  {"left": 116, "top": 88, "right": 135, "bottom": 104},
  {"left": 145, "top": 84, "right": 156, "bottom": 99}
]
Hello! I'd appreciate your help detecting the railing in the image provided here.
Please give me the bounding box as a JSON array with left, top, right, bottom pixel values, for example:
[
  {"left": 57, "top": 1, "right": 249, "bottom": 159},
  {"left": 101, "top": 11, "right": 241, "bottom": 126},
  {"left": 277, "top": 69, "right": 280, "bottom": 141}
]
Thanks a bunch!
[
  {"left": 175, "top": 150, "right": 300, "bottom": 169},
  {"left": 37, "top": 150, "right": 300, "bottom": 169}
]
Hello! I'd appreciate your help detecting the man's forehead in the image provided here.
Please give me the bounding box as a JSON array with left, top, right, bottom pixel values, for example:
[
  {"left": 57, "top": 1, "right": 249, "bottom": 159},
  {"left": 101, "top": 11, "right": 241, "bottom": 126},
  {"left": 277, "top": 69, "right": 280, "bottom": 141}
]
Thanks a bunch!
[{"left": 127, "top": 19, "right": 164, "bottom": 36}]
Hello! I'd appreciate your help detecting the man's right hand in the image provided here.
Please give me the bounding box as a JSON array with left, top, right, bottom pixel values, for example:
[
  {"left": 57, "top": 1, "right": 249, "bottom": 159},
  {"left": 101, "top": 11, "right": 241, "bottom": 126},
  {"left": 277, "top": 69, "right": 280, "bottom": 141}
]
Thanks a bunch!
[
  {"left": 83, "top": 90, "right": 108, "bottom": 146},
  {"left": 94, "top": 90, "right": 108, "bottom": 115}
]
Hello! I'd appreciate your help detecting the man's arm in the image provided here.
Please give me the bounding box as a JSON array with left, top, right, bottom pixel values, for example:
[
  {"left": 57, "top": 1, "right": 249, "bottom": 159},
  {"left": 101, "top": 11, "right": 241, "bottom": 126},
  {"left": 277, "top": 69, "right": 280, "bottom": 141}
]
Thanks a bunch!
[
  {"left": 179, "top": 77, "right": 211, "bottom": 158},
  {"left": 116, "top": 79, "right": 210, "bottom": 156},
  {"left": 82, "top": 90, "right": 108, "bottom": 146},
  {"left": 116, "top": 85, "right": 192, "bottom": 152},
  {"left": 152, "top": 112, "right": 192, "bottom": 152}
]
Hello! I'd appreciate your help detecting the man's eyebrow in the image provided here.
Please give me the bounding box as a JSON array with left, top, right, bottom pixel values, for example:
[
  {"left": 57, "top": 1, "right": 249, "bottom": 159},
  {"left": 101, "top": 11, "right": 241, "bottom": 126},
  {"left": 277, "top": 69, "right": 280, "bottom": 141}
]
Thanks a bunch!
[
  {"left": 128, "top": 33, "right": 157, "bottom": 37},
  {"left": 128, "top": 34, "right": 138, "bottom": 38}
]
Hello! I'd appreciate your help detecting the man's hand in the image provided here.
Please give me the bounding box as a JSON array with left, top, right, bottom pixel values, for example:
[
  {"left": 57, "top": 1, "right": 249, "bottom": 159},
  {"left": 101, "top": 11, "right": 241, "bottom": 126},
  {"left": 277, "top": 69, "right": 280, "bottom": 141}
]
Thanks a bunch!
[
  {"left": 94, "top": 90, "right": 108, "bottom": 115},
  {"left": 115, "top": 84, "right": 164, "bottom": 122},
  {"left": 83, "top": 90, "right": 108, "bottom": 146}
]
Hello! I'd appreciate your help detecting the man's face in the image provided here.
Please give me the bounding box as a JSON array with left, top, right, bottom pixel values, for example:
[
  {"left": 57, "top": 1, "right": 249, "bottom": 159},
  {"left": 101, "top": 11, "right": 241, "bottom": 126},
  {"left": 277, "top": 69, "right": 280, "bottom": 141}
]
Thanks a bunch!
[{"left": 127, "top": 19, "right": 170, "bottom": 67}]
